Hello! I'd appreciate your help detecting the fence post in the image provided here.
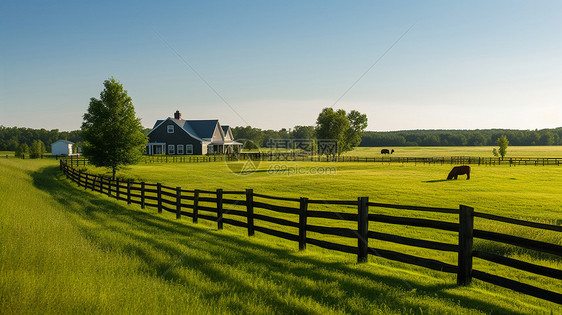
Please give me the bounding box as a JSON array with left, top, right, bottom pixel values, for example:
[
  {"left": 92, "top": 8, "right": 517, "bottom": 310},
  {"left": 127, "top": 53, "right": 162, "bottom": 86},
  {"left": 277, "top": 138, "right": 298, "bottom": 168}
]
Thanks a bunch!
[
  {"left": 357, "top": 197, "right": 369, "bottom": 263},
  {"left": 99, "top": 176, "right": 103, "bottom": 195},
  {"left": 193, "top": 190, "right": 199, "bottom": 223},
  {"left": 217, "top": 189, "right": 223, "bottom": 230},
  {"left": 246, "top": 189, "right": 254, "bottom": 236},
  {"left": 140, "top": 182, "right": 145, "bottom": 209},
  {"left": 84, "top": 173, "right": 88, "bottom": 189},
  {"left": 127, "top": 180, "right": 131, "bottom": 205},
  {"left": 176, "top": 187, "right": 181, "bottom": 219},
  {"left": 458, "top": 205, "right": 474, "bottom": 285},
  {"left": 116, "top": 178, "right": 120, "bottom": 199},
  {"left": 157, "top": 183, "right": 162, "bottom": 214},
  {"left": 298, "top": 197, "right": 309, "bottom": 251},
  {"left": 78, "top": 170, "right": 82, "bottom": 187}
]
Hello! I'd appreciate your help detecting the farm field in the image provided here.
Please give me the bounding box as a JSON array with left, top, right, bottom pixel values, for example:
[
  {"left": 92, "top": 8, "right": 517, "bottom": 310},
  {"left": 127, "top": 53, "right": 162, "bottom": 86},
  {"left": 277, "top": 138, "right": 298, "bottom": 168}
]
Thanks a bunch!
[
  {"left": 346, "top": 146, "right": 562, "bottom": 158},
  {"left": 2, "top": 154, "right": 561, "bottom": 313}
]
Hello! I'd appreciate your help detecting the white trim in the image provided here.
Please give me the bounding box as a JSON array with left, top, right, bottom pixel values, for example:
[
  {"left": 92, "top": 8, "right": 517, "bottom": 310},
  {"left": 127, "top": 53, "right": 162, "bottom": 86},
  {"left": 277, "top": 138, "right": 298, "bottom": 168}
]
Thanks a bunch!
[
  {"left": 168, "top": 144, "right": 175, "bottom": 155},
  {"left": 186, "top": 144, "right": 193, "bottom": 155},
  {"left": 177, "top": 144, "right": 184, "bottom": 155},
  {"left": 167, "top": 125, "right": 174, "bottom": 133}
]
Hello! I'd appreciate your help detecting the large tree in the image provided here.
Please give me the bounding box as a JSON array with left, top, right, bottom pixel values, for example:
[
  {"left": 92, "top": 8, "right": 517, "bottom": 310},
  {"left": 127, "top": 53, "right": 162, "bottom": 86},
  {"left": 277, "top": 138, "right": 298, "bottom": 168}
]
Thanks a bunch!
[
  {"left": 81, "top": 78, "right": 147, "bottom": 179},
  {"left": 315, "top": 107, "right": 367, "bottom": 157}
]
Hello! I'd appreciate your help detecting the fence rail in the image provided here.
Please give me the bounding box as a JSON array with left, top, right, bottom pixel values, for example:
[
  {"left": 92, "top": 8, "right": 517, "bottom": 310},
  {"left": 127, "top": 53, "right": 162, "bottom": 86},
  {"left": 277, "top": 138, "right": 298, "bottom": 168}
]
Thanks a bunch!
[
  {"left": 64, "top": 154, "right": 562, "bottom": 167},
  {"left": 59, "top": 160, "right": 562, "bottom": 304}
]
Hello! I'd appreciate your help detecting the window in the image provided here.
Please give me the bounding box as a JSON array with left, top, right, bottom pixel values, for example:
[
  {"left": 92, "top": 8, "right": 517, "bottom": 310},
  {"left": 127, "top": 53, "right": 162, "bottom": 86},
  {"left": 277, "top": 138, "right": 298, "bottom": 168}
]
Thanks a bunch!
[
  {"left": 186, "top": 144, "right": 193, "bottom": 155},
  {"left": 177, "top": 145, "right": 184, "bottom": 155},
  {"left": 167, "top": 125, "right": 174, "bottom": 133},
  {"left": 168, "top": 144, "right": 175, "bottom": 155}
]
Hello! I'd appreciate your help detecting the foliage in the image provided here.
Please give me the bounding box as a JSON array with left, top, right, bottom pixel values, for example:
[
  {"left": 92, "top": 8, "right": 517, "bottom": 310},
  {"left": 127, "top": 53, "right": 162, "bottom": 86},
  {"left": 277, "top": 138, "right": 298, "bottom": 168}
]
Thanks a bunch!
[
  {"left": 360, "top": 128, "right": 562, "bottom": 147},
  {"left": 30, "top": 140, "right": 46, "bottom": 158},
  {"left": 0, "top": 126, "right": 82, "bottom": 152},
  {"left": 15, "top": 143, "right": 29, "bottom": 157},
  {"left": 492, "top": 148, "right": 499, "bottom": 157},
  {"left": 496, "top": 135, "right": 509, "bottom": 159},
  {"left": 81, "top": 78, "right": 147, "bottom": 179},
  {"left": 315, "top": 108, "right": 368, "bottom": 156}
]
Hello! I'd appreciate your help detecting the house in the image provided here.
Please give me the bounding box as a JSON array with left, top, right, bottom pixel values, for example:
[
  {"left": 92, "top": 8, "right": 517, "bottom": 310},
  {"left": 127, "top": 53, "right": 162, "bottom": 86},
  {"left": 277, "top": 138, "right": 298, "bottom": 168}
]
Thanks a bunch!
[
  {"left": 146, "top": 110, "right": 242, "bottom": 155},
  {"left": 51, "top": 140, "right": 74, "bottom": 156}
]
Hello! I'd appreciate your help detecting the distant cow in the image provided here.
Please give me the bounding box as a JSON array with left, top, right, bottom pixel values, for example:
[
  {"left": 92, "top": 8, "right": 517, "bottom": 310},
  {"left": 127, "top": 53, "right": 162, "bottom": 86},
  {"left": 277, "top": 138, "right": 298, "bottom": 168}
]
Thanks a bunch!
[
  {"left": 381, "top": 149, "right": 394, "bottom": 154},
  {"left": 447, "top": 166, "right": 471, "bottom": 180}
]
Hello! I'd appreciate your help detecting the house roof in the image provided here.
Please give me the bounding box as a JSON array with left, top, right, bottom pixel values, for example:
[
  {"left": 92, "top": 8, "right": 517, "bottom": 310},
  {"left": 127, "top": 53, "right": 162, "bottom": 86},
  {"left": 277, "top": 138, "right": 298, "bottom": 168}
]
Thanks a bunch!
[
  {"left": 148, "top": 117, "right": 227, "bottom": 142},
  {"left": 52, "top": 139, "right": 74, "bottom": 145},
  {"left": 185, "top": 120, "right": 220, "bottom": 140}
]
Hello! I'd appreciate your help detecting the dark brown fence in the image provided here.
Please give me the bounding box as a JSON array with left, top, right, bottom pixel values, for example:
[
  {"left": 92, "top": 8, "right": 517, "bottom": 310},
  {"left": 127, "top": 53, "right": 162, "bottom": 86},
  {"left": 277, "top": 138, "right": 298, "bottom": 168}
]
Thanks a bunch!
[
  {"left": 65, "top": 155, "right": 562, "bottom": 167},
  {"left": 238, "top": 153, "right": 562, "bottom": 166},
  {"left": 59, "top": 160, "right": 561, "bottom": 304}
]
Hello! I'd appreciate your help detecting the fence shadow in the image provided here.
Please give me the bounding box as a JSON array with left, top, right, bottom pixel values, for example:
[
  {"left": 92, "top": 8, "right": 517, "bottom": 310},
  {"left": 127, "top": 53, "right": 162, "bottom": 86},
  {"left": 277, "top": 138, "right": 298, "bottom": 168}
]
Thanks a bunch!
[{"left": 29, "top": 165, "right": 539, "bottom": 314}]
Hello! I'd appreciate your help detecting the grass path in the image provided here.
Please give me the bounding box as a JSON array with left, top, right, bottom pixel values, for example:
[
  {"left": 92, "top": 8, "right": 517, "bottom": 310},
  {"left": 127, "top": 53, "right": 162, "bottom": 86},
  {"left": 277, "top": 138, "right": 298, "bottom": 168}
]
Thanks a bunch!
[{"left": 1, "top": 159, "right": 561, "bottom": 313}]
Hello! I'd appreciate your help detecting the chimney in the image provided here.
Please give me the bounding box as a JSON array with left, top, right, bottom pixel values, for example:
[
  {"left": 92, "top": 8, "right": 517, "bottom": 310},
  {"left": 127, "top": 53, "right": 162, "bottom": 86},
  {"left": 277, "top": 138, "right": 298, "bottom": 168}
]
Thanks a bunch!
[{"left": 174, "top": 110, "right": 181, "bottom": 120}]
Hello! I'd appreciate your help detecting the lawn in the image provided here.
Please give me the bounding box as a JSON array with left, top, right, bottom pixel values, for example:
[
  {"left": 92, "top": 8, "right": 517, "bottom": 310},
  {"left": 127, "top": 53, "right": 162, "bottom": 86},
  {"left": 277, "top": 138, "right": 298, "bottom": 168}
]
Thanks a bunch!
[
  {"left": 2, "top": 155, "right": 561, "bottom": 314},
  {"left": 345, "top": 146, "right": 562, "bottom": 158}
]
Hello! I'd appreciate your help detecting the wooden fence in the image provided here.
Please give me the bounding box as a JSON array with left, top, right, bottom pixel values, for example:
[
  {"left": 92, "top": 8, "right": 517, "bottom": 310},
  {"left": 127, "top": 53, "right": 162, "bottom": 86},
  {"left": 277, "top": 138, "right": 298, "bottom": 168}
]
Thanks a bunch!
[
  {"left": 66, "top": 155, "right": 562, "bottom": 167},
  {"left": 59, "top": 160, "right": 561, "bottom": 304},
  {"left": 237, "top": 153, "right": 562, "bottom": 166}
]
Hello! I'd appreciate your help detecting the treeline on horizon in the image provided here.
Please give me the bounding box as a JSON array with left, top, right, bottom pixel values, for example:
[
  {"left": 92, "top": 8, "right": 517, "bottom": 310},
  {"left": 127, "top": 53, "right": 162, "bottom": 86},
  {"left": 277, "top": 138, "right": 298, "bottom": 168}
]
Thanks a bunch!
[
  {"left": 233, "top": 126, "right": 562, "bottom": 147},
  {"left": 0, "top": 126, "right": 83, "bottom": 152},
  {"left": 1, "top": 125, "right": 562, "bottom": 152}
]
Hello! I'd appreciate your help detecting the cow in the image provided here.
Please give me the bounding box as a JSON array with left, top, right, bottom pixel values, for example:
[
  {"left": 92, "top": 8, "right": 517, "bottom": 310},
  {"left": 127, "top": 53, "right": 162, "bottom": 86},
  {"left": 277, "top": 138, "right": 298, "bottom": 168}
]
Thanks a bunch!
[
  {"left": 381, "top": 149, "right": 394, "bottom": 154},
  {"left": 447, "top": 166, "right": 471, "bottom": 180}
]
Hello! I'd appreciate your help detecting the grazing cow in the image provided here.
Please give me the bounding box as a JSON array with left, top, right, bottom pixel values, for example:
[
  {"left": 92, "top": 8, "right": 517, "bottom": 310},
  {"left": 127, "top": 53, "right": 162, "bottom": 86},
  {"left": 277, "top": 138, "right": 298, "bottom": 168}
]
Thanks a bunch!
[
  {"left": 381, "top": 149, "right": 390, "bottom": 154},
  {"left": 447, "top": 166, "right": 471, "bottom": 180}
]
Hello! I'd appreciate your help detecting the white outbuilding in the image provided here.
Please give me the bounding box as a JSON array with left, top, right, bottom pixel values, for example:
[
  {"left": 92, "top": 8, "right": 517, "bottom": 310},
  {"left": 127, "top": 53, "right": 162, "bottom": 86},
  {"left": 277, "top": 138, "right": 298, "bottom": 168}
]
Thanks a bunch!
[{"left": 51, "top": 140, "right": 74, "bottom": 156}]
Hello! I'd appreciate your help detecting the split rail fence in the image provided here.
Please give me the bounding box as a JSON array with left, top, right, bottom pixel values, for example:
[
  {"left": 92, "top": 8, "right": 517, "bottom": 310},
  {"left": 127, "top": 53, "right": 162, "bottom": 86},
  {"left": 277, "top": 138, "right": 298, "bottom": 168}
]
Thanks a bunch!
[{"left": 60, "top": 160, "right": 561, "bottom": 304}]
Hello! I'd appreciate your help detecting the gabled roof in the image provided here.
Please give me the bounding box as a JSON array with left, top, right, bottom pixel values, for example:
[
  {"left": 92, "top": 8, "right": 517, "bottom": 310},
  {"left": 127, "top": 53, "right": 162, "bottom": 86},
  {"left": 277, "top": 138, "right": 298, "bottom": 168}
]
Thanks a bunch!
[{"left": 147, "top": 117, "right": 227, "bottom": 142}]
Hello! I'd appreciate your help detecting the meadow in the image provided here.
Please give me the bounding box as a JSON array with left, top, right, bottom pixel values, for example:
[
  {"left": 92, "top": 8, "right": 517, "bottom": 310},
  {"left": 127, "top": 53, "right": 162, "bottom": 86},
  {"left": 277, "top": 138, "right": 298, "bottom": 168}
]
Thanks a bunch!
[
  {"left": 346, "top": 146, "right": 562, "bottom": 158},
  {"left": 1, "top": 147, "right": 561, "bottom": 314}
]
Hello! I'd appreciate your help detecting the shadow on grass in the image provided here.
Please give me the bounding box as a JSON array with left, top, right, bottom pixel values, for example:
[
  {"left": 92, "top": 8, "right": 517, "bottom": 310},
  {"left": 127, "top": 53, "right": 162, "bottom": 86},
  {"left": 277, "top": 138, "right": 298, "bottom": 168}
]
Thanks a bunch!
[
  {"left": 32, "top": 165, "right": 530, "bottom": 314},
  {"left": 422, "top": 179, "right": 448, "bottom": 183}
]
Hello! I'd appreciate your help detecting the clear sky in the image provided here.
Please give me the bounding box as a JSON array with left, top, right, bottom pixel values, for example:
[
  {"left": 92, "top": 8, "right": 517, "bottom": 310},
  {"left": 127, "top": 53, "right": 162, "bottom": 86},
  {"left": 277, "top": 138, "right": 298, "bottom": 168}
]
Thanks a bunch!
[{"left": 1, "top": 1, "right": 561, "bottom": 131}]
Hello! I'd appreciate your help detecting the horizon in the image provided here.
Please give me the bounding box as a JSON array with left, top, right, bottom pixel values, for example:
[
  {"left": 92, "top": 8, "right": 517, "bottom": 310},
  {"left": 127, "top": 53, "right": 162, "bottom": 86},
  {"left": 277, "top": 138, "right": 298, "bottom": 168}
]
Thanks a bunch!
[{"left": 1, "top": 1, "right": 561, "bottom": 131}]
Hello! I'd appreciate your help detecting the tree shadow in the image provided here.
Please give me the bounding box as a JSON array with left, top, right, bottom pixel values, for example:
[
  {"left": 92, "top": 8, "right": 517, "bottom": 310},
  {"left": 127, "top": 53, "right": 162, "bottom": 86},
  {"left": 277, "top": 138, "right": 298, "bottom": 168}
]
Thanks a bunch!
[{"left": 31, "top": 165, "right": 542, "bottom": 314}]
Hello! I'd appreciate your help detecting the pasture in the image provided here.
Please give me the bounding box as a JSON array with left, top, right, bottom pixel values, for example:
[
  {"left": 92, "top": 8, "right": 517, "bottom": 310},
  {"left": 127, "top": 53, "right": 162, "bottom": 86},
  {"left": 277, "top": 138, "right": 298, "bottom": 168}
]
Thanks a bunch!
[
  {"left": 346, "top": 146, "right": 562, "bottom": 158},
  {"left": 2, "top": 151, "right": 561, "bottom": 313}
]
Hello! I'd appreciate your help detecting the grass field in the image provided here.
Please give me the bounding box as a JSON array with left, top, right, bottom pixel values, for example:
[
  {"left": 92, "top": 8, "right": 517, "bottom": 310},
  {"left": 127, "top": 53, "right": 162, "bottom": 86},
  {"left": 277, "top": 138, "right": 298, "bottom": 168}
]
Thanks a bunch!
[
  {"left": 2, "top": 151, "right": 561, "bottom": 313},
  {"left": 345, "top": 146, "right": 562, "bottom": 158}
]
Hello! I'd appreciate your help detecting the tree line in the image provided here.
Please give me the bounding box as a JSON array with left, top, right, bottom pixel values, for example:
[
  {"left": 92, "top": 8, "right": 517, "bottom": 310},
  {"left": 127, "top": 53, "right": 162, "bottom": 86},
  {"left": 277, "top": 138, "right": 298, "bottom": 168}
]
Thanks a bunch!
[
  {"left": 360, "top": 128, "right": 562, "bottom": 147},
  {"left": 0, "top": 126, "right": 82, "bottom": 152}
]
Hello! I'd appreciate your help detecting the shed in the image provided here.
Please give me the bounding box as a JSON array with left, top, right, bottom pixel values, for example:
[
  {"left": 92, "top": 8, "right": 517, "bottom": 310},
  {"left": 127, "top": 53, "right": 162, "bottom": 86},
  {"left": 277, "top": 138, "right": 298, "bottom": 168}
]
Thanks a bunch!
[{"left": 51, "top": 140, "right": 74, "bottom": 156}]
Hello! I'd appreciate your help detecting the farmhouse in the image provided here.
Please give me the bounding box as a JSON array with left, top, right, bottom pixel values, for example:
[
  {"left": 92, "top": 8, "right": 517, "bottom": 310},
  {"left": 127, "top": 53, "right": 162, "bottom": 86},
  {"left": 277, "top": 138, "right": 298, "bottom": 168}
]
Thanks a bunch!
[
  {"left": 51, "top": 139, "right": 74, "bottom": 156},
  {"left": 146, "top": 110, "right": 242, "bottom": 155}
]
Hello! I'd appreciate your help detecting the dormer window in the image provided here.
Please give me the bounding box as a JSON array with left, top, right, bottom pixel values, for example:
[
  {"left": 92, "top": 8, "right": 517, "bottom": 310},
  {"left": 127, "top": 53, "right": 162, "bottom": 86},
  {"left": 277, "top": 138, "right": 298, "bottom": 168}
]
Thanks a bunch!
[{"left": 167, "top": 125, "right": 174, "bottom": 133}]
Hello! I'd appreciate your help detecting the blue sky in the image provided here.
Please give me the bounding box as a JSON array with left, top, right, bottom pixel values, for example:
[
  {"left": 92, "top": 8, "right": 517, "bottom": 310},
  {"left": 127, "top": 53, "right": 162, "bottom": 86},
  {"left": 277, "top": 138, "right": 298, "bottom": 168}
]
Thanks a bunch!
[{"left": 1, "top": 1, "right": 561, "bottom": 131}]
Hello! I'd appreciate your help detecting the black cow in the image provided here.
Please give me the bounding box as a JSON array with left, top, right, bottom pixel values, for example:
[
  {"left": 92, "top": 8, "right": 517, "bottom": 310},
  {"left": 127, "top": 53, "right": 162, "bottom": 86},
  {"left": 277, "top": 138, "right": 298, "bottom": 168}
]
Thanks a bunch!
[
  {"left": 447, "top": 166, "right": 471, "bottom": 180},
  {"left": 381, "top": 149, "right": 394, "bottom": 154}
]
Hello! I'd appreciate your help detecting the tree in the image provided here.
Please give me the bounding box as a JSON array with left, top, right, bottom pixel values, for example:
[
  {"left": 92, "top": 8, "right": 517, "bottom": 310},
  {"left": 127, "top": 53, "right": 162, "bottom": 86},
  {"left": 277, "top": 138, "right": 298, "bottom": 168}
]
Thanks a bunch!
[
  {"left": 315, "top": 108, "right": 367, "bottom": 158},
  {"left": 81, "top": 78, "right": 147, "bottom": 179},
  {"left": 495, "top": 135, "right": 509, "bottom": 159},
  {"left": 342, "top": 110, "right": 368, "bottom": 153},
  {"left": 30, "top": 140, "right": 46, "bottom": 158},
  {"left": 15, "top": 143, "right": 29, "bottom": 157}
]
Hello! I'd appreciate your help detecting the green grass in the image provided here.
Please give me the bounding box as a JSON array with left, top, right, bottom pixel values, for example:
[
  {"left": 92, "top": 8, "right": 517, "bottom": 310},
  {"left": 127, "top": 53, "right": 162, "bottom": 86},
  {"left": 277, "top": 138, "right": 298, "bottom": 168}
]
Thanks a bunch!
[
  {"left": 2, "top": 157, "right": 561, "bottom": 314},
  {"left": 346, "top": 146, "right": 562, "bottom": 158}
]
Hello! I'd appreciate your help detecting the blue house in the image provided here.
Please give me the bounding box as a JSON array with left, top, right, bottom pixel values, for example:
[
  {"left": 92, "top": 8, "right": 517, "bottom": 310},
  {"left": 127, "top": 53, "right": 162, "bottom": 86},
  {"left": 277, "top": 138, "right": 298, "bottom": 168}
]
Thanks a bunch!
[{"left": 146, "top": 110, "right": 241, "bottom": 155}]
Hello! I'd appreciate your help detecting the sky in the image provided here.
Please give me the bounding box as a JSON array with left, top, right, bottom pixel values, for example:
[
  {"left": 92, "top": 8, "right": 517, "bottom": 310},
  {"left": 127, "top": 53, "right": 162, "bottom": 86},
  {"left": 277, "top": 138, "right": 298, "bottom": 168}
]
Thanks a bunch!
[{"left": 1, "top": 1, "right": 561, "bottom": 132}]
